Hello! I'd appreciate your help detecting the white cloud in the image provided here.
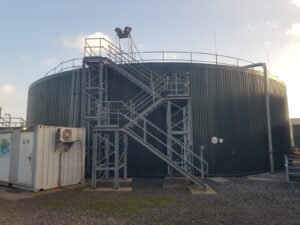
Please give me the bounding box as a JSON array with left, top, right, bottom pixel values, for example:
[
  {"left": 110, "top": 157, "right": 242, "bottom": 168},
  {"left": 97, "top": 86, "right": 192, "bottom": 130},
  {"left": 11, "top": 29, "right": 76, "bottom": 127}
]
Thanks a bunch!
[
  {"left": 291, "top": 0, "right": 300, "bottom": 7},
  {"left": 42, "top": 57, "right": 58, "bottom": 67},
  {"left": 0, "top": 84, "right": 16, "bottom": 95},
  {"left": 243, "top": 21, "right": 279, "bottom": 31},
  {"left": 61, "top": 32, "right": 112, "bottom": 55},
  {"left": 286, "top": 23, "right": 300, "bottom": 37},
  {"left": 271, "top": 39, "right": 300, "bottom": 118},
  {"left": 0, "top": 84, "right": 26, "bottom": 118}
]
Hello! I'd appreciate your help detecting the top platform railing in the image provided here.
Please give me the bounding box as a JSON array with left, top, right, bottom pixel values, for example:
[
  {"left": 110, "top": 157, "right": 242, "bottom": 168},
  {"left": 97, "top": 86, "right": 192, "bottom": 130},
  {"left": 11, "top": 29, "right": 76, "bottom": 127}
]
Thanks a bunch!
[
  {"left": 84, "top": 37, "right": 254, "bottom": 67},
  {"left": 44, "top": 38, "right": 256, "bottom": 77},
  {"left": 44, "top": 58, "right": 82, "bottom": 77}
]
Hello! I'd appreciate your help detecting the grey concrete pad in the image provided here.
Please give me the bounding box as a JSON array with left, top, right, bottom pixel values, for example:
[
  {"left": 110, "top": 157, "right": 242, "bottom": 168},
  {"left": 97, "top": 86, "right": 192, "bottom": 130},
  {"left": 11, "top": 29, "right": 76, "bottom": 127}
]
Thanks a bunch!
[
  {"left": 247, "top": 176, "right": 275, "bottom": 182},
  {"left": 163, "top": 180, "right": 217, "bottom": 194},
  {"left": 189, "top": 184, "right": 217, "bottom": 195},
  {"left": 0, "top": 186, "right": 61, "bottom": 201},
  {"left": 247, "top": 173, "right": 285, "bottom": 182},
  {"left": 95, "top": 178, "right": 133, "bottom": 184},
  {"left": 0, "top": 187, "right": 34, "bottom": 201},
  {"left": 83, "top": 187, "right": 133, "bottom": 192},
  {"left": 207, "top": 177, "right": 231, "bottom": 183}
]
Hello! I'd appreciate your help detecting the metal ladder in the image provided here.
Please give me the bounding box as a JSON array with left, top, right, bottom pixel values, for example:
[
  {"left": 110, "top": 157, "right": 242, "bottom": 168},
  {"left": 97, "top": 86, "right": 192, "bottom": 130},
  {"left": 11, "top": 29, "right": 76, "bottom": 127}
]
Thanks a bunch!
[{"left": 83, "top": 38, "right": 208, "bottom": 189}]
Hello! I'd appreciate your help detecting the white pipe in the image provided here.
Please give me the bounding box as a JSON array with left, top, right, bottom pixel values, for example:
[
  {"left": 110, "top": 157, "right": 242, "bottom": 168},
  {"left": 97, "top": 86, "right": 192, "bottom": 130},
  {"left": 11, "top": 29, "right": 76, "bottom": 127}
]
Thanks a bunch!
[{"left": 243, "top": 63, "right": 274, "bottom": 173}]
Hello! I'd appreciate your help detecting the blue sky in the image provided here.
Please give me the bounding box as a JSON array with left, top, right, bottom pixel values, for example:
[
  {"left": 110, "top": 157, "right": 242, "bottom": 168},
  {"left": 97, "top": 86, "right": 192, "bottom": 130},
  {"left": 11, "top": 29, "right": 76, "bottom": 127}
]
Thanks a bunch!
[{"left": 1, "top": 0, "right": 300, "bottom": 118}]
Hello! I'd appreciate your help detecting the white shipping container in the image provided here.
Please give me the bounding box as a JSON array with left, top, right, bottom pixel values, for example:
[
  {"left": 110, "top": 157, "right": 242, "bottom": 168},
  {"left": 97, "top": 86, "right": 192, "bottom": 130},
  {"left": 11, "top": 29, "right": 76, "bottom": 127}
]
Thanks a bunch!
[{"left": 0, "top": 125, "right": 85, "bottom": 192}]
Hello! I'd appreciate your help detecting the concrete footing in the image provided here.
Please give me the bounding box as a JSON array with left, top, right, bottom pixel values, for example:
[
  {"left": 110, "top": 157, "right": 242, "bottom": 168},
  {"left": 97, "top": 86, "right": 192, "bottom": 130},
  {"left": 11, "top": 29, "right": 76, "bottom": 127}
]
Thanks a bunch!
[{"left": 83, "top": 187, "right": 133, "bottom": 192}]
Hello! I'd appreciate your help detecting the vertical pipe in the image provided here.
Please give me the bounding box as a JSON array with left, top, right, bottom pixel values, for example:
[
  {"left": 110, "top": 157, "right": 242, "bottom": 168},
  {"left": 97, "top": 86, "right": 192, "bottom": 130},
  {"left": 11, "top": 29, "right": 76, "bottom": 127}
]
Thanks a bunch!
[
  {"left": 243, "top": 63, "right": 274, "bottom": 173},
  {"left": 91, "top": 132, "right": 97, "bottom": 188},
  {"left": 80, "top": 60, "right": 86, "bottom": 128},
  {"left": 114, "top": 132, "right": 119, "bottom": 189},
  {"left": 263, "top": 64, "right": 274, "bottom": 173}
]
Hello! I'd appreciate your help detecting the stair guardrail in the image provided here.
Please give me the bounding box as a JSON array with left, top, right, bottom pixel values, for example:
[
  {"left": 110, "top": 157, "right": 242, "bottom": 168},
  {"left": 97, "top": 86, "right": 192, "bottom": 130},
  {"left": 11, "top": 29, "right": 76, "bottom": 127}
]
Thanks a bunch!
[{"left": 285, "top": 154, "right": 300, "bottom": 182}]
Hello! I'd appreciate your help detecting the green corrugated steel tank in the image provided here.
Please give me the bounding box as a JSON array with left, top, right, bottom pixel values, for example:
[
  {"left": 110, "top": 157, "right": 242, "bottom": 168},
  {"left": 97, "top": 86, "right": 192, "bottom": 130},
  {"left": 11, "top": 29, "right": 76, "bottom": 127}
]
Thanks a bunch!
[{"left": 27, "top": 62, "right": 291, "bottom": 176}]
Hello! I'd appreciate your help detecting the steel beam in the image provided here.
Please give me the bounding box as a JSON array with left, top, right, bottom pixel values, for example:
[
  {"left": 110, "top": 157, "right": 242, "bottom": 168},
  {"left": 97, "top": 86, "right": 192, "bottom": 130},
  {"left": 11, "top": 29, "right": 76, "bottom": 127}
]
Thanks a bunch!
[{"left": 114, "top": 131, "right": 120, "bottom": 189}]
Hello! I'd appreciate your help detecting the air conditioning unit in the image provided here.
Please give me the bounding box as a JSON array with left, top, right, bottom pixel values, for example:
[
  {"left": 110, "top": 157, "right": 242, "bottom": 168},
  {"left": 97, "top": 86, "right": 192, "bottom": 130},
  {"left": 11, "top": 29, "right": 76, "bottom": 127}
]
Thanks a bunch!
[{"left": 56, "top": 128, "right": 76, "bottom": 142}]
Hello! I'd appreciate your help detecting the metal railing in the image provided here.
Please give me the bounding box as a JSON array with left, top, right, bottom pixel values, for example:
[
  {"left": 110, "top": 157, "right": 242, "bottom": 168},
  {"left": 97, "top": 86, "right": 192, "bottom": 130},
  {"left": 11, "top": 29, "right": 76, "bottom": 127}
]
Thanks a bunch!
[
  {"left": 84, "top": 37, "right": 254, "bottom": 67},
  {"left": 96, "top": 98, "right": 208, "bottom": 173},
  {"left": 43, "top": 39, "right": 255, "bottom": 79},
  {"left": 285, "top": 154, "right": 300, "bottom": 182},
  {"left": 0, "top": 117, "right": 26, "bottom": 128},
  {"left": 95, "top": 100, "right": 208, "bottom": 175},
  {"left": 85, "top": 38, "right": 167, "bottom": 91},
  {"left": 84, "top": 37, "right": 208, "bottom": 186},
  {"left": 129, "top": 51, "right": 254, "bottom": 67},
  {"left": 44, "top": 58, "right": 82, "bottom": 77}
]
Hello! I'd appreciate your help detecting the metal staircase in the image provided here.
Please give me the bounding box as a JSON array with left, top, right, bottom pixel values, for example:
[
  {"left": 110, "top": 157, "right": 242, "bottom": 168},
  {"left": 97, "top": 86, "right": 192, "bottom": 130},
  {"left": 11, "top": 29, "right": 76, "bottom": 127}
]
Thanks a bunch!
[{"left": 82, "top": 36, "right": 208, "bottom": 189}]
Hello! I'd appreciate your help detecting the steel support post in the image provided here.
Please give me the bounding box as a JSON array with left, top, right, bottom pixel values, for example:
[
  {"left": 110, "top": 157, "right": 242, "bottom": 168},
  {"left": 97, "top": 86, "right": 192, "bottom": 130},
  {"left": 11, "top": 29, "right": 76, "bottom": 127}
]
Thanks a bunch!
[
  {"left": 284, "top": 155, "right": 289, "bottom": 182},
  {"left": 187, "top": 99, "right": 194, "bottom": 175},
  {"left": 91, "top": 132, "right": 97, "bottom": 188},
  {"left": 114, "top": 132, "right": 120, "bottom": 189},
  {"left": 166, "top": 100, "right": 173, "bottom": 178},
  {"left": 200, "top": 145, "right": 205, "bottom": 179},
  {"left": 143, "top": 119, "right": 147, "bottom": 141},
  {"left": 104, "top": 133, "right": 110, "bottom": 179},
  {"left": 86, "top": 123, "right": 91, "bottom": 175},
  {"left": 183, "top": 106, "right": 188, "bottom": 172},
  {"left": 123, "top": 133, "right": 128, "bottom": 179},
  {"left": 97, "top": 62, "right": 103, "bottom": 126}
]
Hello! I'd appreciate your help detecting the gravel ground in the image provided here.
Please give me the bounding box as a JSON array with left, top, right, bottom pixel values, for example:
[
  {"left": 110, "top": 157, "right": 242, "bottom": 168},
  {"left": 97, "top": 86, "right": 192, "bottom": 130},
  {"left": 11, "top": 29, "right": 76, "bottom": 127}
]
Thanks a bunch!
[{"left": 0, "top": 174, "right": 299, "bottom": 225}]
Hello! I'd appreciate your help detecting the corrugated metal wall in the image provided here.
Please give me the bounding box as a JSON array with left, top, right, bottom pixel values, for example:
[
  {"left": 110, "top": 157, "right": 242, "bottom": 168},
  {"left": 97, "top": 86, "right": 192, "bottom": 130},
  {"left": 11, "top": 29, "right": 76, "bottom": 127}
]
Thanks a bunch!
[
  {"left": 292, "top": 125, "right": 300, "bottom": 147},
  {"left": 27, "top": 63, "right": 291, "bottom": 177}
]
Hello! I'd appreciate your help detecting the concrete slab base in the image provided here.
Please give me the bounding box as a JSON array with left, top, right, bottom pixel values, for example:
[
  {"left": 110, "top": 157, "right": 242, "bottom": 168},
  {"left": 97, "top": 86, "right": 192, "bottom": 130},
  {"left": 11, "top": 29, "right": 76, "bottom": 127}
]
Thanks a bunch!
[
  {"left": 164, "top": 176, "right": 187, "bottom": 180},
  {"left": 208, "top": 177, "right": 231, "bottom": 183},
  {"left": 95, "top": 178, "right": 133, "bottom": 184},
  {"left": 247, "top": 176, "right": 275, "bottom": 182},
  {"left": 83, "top": 187, "right": 133, "bottom": 192},
  {"left": 189, "top": 184, "right": 217, "bottom": 195},
  {"left": 163, "top": 179, "right": 217, "bottom": 195},
  {"left": 0, "top": 186, "right": 61, "bottom": 201},
  {"left": 246, "top": 173, "right": 285, "bottom": 182}
]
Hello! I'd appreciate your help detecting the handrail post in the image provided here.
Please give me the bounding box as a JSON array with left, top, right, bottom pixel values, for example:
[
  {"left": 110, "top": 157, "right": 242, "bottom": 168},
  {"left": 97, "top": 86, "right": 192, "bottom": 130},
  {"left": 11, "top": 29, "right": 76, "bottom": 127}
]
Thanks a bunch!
[
  {"left": 190, "top": 52, "right": 192, "bottom": 63},
  {"left": 285, "top": 155, "right": 289, "bottom": 182},
  {"left": 200, "top": 145, "right": 205, "bottom": 179},
  {"left": 151, "top": 73, "right": 155, "bottom": 103},
  {"left": 99, "top": 38, "right": 102, "bottom": 56}
]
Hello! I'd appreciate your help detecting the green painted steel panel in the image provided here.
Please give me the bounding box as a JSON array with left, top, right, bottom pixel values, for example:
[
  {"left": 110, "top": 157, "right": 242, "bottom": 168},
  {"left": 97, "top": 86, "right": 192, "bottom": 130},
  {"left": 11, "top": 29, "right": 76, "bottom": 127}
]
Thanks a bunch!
[{"left": 27, "top": 62, "right": 291, "bottom": 177}]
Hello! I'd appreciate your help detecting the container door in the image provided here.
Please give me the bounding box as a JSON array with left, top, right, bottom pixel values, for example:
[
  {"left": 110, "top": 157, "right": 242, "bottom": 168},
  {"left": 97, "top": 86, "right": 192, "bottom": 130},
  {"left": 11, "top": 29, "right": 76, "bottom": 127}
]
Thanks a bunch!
[
  {"left": 0, "top": 133, "right": 12, "bottom": 182},
  {"left": 18, "top": 132, "right": 34, "bottom": 186}
]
